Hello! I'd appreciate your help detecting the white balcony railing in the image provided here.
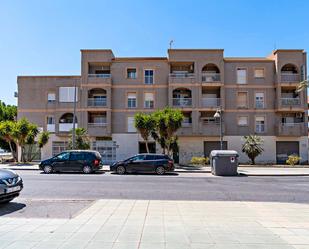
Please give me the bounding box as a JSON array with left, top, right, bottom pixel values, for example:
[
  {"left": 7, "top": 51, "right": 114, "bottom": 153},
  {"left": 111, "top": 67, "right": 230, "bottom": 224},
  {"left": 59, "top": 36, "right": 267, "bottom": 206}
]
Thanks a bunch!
[
  {"left": 281, "top": 122, "right": 304, "bottom": 127},
  {"left": 281, "top": 98, "right": 301, "bottom": 106},
  {"left": 88, "top": 98, "right": 107, "bottom": 107},
  {"left": 88, "top": 74, "right": 111, "bottom": 78},
  {"left": 169, "top": 72, "right": 195, "bottom": 78},
  {"left": 202, "top": 98, "right": 220, "bottom": 108},
  {"left": 59, "top": 123, "right": 78, "bottom": 132},
  {"left": 47, "top": 124, "right": 55, "bottom": 133},
  {"left": 281, "top": 73, "right": 300, "bottom": 82},
  {"left": 172, "top": 98, "right": 192, "bottom": 107},
  {"left": 201, "top": 73, "right": 221, "bottom": 82}
]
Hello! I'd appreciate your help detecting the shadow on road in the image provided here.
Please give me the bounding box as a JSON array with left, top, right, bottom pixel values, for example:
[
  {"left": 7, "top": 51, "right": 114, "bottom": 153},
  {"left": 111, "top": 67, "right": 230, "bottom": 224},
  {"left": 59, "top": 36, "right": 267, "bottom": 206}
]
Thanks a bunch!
[
  {"left": 110, "top": 172, "right": 179, "bottom": 176},
  {"left": 39, "top": 171, "right": 106, "bottom": 175},
  {"left": 0, "top": 202, "right": 26, "bottom": 216}
]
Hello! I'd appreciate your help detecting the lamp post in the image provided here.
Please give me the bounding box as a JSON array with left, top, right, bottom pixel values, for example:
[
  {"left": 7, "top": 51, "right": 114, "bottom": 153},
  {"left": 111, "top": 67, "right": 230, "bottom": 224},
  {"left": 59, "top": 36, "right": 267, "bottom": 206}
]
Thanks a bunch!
[
  {"left": 72, "top": 80, "right": 77, "bottom": 149},
  {"left": 214, "top": 108, "right": 223, "bottom": 150}
]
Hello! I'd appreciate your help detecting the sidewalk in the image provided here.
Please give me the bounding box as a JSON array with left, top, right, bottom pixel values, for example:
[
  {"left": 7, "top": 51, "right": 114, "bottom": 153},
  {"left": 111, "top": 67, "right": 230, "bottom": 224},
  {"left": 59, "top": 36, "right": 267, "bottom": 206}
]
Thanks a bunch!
[
  {"left": 2, "top": 163, "right": 309, "bottom": 176},
  {"left": 1, "top": 199, "right": 309, "bottom": 248}
]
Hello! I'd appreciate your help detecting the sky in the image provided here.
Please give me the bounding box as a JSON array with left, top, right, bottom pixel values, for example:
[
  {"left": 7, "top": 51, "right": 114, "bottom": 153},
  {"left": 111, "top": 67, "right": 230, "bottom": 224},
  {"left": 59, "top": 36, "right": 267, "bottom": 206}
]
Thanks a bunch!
[{"left": 0, "top": 0, "right": 309, "bottom": 105}]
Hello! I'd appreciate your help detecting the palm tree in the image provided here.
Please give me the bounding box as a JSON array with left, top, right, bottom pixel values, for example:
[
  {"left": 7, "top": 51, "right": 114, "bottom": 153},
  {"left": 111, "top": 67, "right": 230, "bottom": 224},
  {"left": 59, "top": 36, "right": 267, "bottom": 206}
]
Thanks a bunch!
[
  {"left": 242, "top": 135, "right": 264, "bottom": 165},
  {"left": 68, "top": 128, "right": 90, "bottom": 150},
  {"left": 134, "top": 113, "right": 156, "bottom": 153},
  {"left": 296, "top": 77, "right": 309, "bottom": 93}
]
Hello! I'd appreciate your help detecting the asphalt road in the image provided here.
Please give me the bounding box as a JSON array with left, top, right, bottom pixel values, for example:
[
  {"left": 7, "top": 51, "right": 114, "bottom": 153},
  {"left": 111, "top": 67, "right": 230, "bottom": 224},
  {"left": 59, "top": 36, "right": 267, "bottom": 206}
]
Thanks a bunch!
[{"left": 14, "top": 170, "right": 309, "bottom": 203}]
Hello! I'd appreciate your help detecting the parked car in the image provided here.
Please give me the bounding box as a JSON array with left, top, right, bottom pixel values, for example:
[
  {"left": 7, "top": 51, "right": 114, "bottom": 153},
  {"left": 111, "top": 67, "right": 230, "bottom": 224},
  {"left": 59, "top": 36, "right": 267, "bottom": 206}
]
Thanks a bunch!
[
  {"left": 0, "top": 169, "right": 23, "bottom": 203},
  {"left": 39, "top": 150, "right": 102, "bottom": 174},
  {"left": 110, "top": 154, "right": 174, "bottom": 175}
]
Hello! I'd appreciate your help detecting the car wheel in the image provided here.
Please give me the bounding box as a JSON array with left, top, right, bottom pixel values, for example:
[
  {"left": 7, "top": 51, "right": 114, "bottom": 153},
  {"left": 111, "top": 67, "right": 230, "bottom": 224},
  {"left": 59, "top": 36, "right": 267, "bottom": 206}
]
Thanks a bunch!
[
  {"left": 156, "top": 166, "right": 165, "bottom": 175},
  {"left": 116, "top": 165, "right": 126, "bottom": 175},
  {"left": 43, "top": 165, "right": 53, "bottom": 174},
  {"left": 82, "top": 165, "right": 92, "bottom": 174}
]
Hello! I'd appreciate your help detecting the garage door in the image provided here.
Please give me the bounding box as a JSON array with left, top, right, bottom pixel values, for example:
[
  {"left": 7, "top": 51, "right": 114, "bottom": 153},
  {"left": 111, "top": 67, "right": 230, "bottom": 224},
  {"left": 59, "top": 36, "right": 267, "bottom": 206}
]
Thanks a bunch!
[
  {"left": 276, "top": 141, "right": 299, "bottom": 164},
  {"left": 204, "top": 141, "right": 227, "bottom": 158}
]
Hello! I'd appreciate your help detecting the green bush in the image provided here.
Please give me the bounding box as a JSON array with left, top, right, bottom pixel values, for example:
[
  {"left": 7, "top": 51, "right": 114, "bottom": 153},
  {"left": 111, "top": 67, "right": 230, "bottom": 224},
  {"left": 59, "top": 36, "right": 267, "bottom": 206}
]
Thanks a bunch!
[
  {"left": 286, "top": 154, "right": 301, "bottom": 166},
  {"left": 190, "top": 157, "right": 209, "bottom": 165}
]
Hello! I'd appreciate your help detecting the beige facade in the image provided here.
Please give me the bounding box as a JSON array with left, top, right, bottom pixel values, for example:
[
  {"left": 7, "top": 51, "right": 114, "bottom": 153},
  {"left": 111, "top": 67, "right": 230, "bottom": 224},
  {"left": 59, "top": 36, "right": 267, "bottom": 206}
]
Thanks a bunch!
[{"left": 17, "top": 49, "right": 308, "bottom": 164}]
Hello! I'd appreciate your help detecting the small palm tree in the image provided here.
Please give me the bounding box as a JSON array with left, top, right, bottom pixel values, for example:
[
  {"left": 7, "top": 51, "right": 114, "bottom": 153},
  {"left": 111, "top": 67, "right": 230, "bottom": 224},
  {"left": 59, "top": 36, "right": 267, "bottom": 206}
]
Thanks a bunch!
[
  {"left": 242, "top": 135, "right": 264, "bottom": 165},
  {"left": 134, "top": 113, "right": 156, "bottom": 153},
  {"left": 0, "top": 120, "right": 17, "bottom": 161},
  {"left": 296, "top": 77, "right": 309, "bottom": 93},
  {"left": 68, "top": 128, "right": 90, "bottom": 150}
]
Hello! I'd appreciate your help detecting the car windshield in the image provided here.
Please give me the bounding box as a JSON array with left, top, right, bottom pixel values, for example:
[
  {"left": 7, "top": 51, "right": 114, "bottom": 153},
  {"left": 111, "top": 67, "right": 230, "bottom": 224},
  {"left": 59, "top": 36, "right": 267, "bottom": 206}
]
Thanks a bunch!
[{"left": 126, "top": 155, "right": 145, "bottom": 161}]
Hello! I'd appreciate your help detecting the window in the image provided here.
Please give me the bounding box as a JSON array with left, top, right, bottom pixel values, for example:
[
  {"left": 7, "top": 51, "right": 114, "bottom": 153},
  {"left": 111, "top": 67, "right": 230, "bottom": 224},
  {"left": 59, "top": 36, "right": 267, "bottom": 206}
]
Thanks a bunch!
[
  {"left": 130, "top": 155, "right": 145, "bottom": 161},
  {"left": 47, "top": 116, "right": 55, "bottom": 125},
  {"left": 237, "top": 68, "right": 247, "bottom": 84},
  {"left": 127, "top": 93, "right": 137, "bottom": 108},
  {"left": 52, "top": 141, "right": 68, "bottom": 156},
  {"left": 254, "top": 68, "right": 265, "bottom": 78},
  {"left": 70, "top": 152, "right": 85, "bottom": 161},
  {"left": 238, "top": 116, "right": 248, "bottom": 126},
  {"left": 127, "top": 68, "right": 137, "bottom": 79},
  {"left": 144, "top": 70, "right": 154, "bottom": 84},
  {"left": 255, "top": 92, "right": 264, "bottom": 108},
  {"left": 59, "top": 87, "right": 78, "bottom": 102},
  {"left": 144, "top": 92, "right": 154, "bottom": 108},
  {"left": 237, "top": 92, "right": 248, "bottom": 108},
  {"left": 127, "top": 117, "right": 136, "bottom": 132},
  {"left": 56, "top": 152, "right": 70, "bottom": 160},
  {"left": 255, "top": 116, "right": 265, "bottom": 133},
  {"left": 47, "top": 93, "right": 56, "bottom": 102}
]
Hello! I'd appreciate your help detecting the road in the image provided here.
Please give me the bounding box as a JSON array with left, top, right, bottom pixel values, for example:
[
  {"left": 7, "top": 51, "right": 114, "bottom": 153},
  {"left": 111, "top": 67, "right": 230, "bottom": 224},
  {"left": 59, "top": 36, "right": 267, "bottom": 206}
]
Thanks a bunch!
[
  {"left": 15, "top": 170, "right": 309, "bottom": 203},
  {"left": 1, "top": 170, "right": 309, "bottom": 219}
]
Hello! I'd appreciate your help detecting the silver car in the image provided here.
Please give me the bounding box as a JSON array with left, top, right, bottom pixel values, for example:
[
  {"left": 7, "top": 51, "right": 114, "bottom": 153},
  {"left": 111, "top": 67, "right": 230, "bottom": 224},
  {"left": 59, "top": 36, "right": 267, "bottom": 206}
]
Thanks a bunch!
[{"left": 0, "top": 169, "right": 23, "bottom": 203}]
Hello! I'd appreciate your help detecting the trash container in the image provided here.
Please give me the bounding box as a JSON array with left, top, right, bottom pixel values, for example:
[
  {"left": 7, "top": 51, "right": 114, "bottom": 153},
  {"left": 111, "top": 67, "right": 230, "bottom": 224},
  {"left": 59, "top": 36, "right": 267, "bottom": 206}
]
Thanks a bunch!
[{"left": 210, "top": 150, "right": 239, "bottom": 176}]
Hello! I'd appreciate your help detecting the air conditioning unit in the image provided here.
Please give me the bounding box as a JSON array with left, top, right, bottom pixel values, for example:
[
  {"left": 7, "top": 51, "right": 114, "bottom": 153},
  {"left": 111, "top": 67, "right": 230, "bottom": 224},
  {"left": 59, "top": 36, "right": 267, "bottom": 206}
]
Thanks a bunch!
[{"left": 296, "top": 113, "right": 303, "bottom": 118}]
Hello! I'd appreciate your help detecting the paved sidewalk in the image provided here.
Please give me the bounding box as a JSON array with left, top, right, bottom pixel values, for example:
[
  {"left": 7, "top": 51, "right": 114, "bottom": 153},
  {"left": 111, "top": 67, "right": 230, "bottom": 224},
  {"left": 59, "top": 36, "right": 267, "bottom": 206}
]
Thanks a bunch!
[{"left": 1, "top": 199, "right": 309, "bottom": 248}]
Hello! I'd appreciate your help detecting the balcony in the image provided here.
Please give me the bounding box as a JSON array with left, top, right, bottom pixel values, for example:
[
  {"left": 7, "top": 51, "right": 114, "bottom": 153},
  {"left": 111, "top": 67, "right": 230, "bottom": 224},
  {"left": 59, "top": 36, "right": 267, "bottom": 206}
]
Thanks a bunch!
[
  {"left": 88, "top": 98, "right": 107, "bottom": 107},
  {"left": 281, "top": 98, "right": 301, "bottom": 107},
  {"left": 47, "top": 124, "right": 55, "bottom": 133},
  {"left": 202, "top": 73, "right": 221, "bottom": 83},
  {"left": 87, "top": 121, "right": 108, "bottom": 136},
  {"left": 87, "top": 74, "right": 111, "bottom": 84},
  {"left": 281, "top": 73, "right": 300, "bottom": 83},
  {"left": 172, "top": 98, "right": 192, "bottom": 107},
  {"left": 169, "top": 72, "right": 195, "bottom": 84},
  {"left": 201, "top": 98, "right": 220, "bottom": 108},
  {"left": 199, "top": 119, "right": 223, "bottom": 136},
  {"left": 277, "top": 123, "right": 305, "bottom": 136},
  {"left": 59, "top": 123, "right": 78, "bottom": 132}
]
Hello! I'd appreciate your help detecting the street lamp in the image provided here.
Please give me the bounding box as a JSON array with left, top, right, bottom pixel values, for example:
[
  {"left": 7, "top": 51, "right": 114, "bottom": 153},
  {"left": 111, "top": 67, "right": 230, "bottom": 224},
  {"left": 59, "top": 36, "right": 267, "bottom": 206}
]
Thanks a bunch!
[{"left": 214, "top": 108, "right": 223, "bottom": 150}]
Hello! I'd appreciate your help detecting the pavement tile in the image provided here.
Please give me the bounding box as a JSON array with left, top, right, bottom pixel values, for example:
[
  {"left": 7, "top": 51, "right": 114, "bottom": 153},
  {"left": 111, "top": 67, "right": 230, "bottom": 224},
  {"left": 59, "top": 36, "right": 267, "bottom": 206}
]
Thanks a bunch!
[
  {"left": 139, "top": 242, "right": 165, "bottom": 249},
  {"left": 4, "top": 240, "right": 38, "bottom": 249},
  {"left": 112, "top": 242, "right": 139, "bottom": 249},
  {"left": 85, "top": 242, "right": 113, "bottom": 249},
  {"left": 31, "top": 240, "right": 64, "bottom": 249}
]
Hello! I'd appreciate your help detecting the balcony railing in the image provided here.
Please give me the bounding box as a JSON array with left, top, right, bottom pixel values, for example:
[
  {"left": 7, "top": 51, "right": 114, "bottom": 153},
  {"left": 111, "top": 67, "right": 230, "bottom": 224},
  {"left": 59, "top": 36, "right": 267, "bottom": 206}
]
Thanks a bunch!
[
  {"left": 88, "top": 121, "right": 107, "bottom": 127},
  {"left": 255, "top": 100, "right": 264, "bottom": 109},
  {"left": 169, "top": 72, "right": 195, "bottom": 78},
  {"left": 59, "top": 123, "right": 78, "bottom": 132},
  {"left": 88, "top": 98, "right": 107, "bottom": 107},
  {"left": 281, "top": 73, "right": 300, "bottom": 82},
  {"left": 181, "top": 121, "right": 192, "bottom": 127},
  {"left": 202, "top": 73, "right": 221, "bottom": 82},
  {"left": 47, "top": 124, "right": 55, "bottom": 133},
  {"left": 172, "top": 98, "right": 192, "bottom": 107},
  {"left": 88, "top": 74, "right": 111, "bottom": 78},
  {"left": 281, "top": 98, "right": 301, "bottom": 106},
  {"left": 202, "top": 98, "right": 220, "bottom": 108},
  {"left": 277, "top": 122, "right": 305, "bottom": 136}
]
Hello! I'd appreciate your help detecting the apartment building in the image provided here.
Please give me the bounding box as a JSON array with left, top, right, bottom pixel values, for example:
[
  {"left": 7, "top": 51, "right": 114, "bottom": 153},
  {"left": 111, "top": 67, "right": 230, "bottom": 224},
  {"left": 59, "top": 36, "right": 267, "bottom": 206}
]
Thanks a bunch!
[{"left": 17, "top": 49, "right": 308, "bottom": 164}]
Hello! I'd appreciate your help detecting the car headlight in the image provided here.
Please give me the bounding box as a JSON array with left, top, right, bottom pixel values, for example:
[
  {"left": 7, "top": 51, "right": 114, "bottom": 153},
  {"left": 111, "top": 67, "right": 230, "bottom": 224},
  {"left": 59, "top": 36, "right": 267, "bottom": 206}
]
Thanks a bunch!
[{"left": 17, "top": 176, "right": 22, "bottom": 182}]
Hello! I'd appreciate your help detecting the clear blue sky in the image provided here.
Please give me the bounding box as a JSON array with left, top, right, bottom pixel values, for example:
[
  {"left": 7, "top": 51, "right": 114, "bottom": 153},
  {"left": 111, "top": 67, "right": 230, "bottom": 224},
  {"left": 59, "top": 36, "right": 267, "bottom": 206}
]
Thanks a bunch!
[{"left": 1, "top": 0, "right": 309, "bottom": 105}]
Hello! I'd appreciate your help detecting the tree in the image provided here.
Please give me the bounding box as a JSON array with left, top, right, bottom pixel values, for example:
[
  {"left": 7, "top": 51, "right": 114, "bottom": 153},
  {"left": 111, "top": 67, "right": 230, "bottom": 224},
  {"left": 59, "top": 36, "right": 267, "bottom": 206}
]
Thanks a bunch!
[
  {"left": 0, "top": 101, "right": 17, "bottom": 152},
  {"left": 0, "top": 121, "right": 17, "bottom": 161},
  {"left": 68, "top": 128, "right": 90, "bottom": 150},
  {"left": 242, "top": 135, "right": 264, "bottom": 165},
  {"left": 38, "top": 131, "right": 50, "bottom": 149},
  {"left": 134, "top": 113, "right": 156, "bottom": 153},
  {"left": 296, "top": 77, "right": 309, "bottom": 93},
  {"left": 152, "top": 108, "right": 183, "bottom": 156}
]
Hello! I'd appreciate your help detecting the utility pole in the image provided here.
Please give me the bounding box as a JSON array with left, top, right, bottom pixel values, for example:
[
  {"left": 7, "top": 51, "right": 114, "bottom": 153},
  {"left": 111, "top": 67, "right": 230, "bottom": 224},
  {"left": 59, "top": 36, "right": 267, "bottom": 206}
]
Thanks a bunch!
[
  {"left": 72, "top": 80, "right": 77, "bottom": 149},
  {"left": 169, "top": 40, "right": 174, "bottom": 49}
]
